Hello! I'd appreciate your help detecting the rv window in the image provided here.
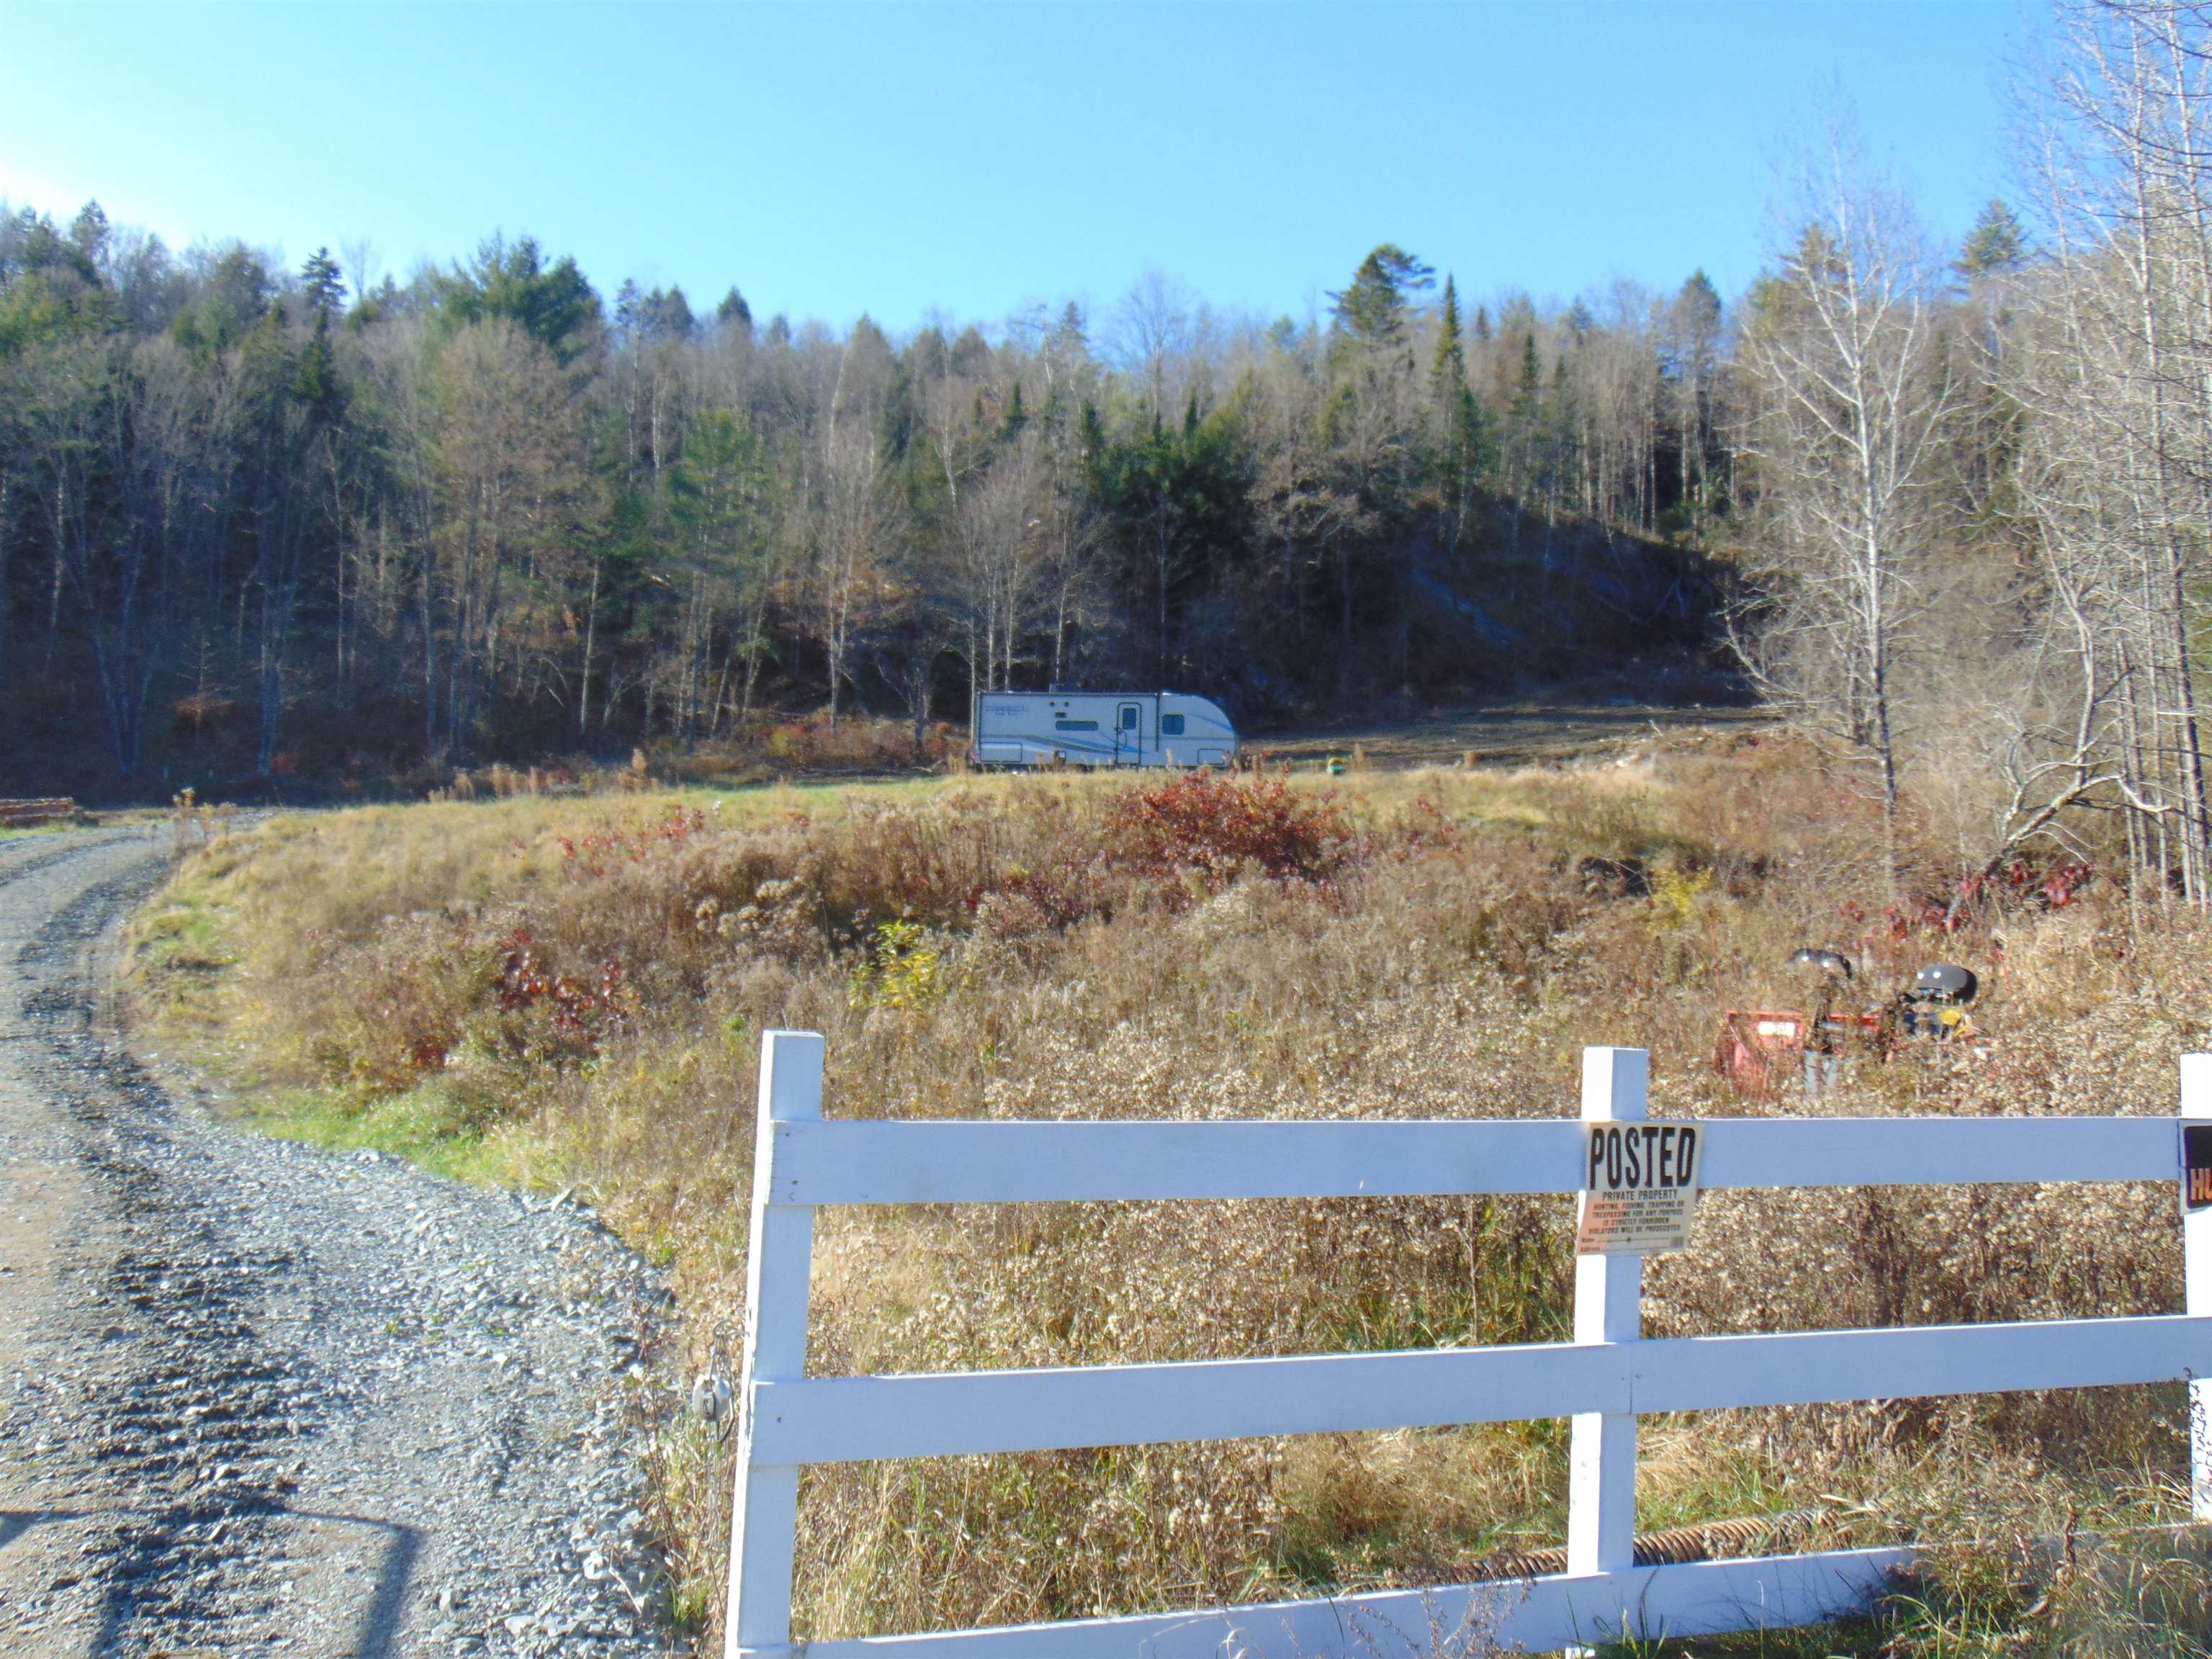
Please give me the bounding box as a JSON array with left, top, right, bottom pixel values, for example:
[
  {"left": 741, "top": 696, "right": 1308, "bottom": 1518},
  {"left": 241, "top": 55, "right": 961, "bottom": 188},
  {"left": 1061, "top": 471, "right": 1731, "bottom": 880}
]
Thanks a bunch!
[
  {"left": 1053, "top": 718, "right": 1099, "bottom": 732},
  {"left": 1119, "top": 706, "right": 1138, "bottom": 730},
  {"left": 1160, "top": 714, "right": 1185, "bottom": 736}
]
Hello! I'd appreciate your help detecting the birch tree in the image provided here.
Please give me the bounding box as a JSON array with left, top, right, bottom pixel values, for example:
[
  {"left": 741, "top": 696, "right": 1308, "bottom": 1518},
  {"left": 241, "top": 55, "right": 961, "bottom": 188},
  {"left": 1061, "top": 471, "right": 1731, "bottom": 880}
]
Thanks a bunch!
[{"left": 1735, "top": 127, "right": 1959, "bottom": 880}]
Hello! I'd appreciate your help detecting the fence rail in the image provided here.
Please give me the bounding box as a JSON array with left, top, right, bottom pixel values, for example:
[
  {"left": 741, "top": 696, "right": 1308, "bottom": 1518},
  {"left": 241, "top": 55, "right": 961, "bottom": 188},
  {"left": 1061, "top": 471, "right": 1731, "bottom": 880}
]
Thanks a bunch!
[
  {"left": 749, "top": 1313, "right": 2212, "bottom": 1468},
  {"left": 724, "top": 1035, "right": 2212, "bottom": 1658},
  {"left": 788, "top": 1545, "right": 1922, "bottom": 1657},
  {"left": 769, "top": 1112, "right": 2179, "bottom": 1205}
]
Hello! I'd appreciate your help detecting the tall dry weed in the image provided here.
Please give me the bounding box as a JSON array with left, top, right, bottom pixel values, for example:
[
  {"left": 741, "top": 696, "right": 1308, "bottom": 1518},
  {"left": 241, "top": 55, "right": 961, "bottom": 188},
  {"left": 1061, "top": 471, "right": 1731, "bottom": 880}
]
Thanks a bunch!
[{"left": 130, "top": 755, "right": 2212, "bottom": 1652}]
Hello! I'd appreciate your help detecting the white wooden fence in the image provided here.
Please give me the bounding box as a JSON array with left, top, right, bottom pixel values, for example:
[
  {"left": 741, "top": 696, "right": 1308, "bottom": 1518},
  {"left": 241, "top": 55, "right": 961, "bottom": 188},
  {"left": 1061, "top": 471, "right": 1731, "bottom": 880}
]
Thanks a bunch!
[{"left": 725, "top": 1033, "right": 2212, "bottom": 1658}]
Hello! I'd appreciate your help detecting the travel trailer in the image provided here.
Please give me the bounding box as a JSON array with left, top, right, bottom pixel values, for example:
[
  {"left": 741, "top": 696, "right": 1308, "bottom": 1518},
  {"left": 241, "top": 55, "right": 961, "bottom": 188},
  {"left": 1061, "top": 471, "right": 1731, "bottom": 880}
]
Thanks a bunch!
[{"left": 970, "top": 690, "right": 1238, "bottom": 769}]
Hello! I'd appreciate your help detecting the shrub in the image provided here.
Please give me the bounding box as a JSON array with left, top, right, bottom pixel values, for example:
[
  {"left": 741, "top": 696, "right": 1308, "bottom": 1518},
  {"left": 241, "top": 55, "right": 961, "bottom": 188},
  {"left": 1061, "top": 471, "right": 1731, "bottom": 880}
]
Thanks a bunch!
[
  {"left": 487, "top": 927, "right": 633, "bottom": 1061},
  {"left": 1102, "top": 773, "right": 1356, "bottom": 896}
]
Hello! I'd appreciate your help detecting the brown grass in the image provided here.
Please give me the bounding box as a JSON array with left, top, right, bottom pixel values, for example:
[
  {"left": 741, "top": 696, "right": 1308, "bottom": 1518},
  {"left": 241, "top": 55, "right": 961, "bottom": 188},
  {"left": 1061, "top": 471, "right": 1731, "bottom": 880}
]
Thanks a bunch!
[{"left": 125, "top": 739, "right": 2212, "bottom": 1653}]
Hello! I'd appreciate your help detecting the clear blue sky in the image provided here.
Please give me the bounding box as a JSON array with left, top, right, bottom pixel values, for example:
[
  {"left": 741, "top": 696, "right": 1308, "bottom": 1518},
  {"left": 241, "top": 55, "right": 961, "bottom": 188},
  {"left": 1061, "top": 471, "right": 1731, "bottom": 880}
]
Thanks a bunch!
[{"left": 1, "top": 1, "right": 2038, "bottom": 334}]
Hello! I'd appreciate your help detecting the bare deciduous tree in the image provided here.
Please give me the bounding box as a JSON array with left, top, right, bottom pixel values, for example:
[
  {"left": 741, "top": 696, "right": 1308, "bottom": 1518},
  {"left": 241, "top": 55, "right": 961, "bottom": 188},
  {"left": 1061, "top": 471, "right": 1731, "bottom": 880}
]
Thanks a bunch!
[{"left": 1734, "top": 122, "right": 1959, "bottom": 881}]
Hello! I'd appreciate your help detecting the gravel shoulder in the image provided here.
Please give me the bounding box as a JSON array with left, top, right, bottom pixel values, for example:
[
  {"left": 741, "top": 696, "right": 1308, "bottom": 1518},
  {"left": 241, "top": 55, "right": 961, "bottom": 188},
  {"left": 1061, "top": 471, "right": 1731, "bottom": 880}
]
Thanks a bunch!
[{"left": 0, "top": 827, "right": 675, "bottom": 1658}]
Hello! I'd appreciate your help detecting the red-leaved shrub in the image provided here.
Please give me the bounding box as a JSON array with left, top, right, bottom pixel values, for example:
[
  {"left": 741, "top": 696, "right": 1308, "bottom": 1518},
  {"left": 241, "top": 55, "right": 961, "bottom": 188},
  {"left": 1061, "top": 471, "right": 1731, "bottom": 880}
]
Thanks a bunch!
[{"left": 1103, "top": 774, "right": 1354, "bottom": 895}]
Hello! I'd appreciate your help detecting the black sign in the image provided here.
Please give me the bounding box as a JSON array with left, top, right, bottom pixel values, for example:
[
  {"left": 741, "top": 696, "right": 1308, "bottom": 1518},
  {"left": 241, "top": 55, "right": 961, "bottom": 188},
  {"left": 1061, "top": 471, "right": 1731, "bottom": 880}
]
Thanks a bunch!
[{"left": 2185, "top": 1124, "right": 2212, "bottom": 1213}]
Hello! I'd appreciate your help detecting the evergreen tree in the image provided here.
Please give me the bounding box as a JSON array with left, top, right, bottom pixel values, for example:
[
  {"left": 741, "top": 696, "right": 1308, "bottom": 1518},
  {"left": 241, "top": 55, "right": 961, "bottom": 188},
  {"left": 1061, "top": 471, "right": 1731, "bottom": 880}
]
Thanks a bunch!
[
  {"left": 1431, "top": 276, "right": 1469, "bottom": 413},
  {"left": 1052, "top": 300, "right": 1087, "bottom": 355},
  {"left": 1956, "top": 199, "right": 2028, "bottom": 277},
  {"left": 949, "top": 325, "right": 992, "bottom": 377},
  {"left": 667, "top": 408, "right": 773, "bottom": 734},
  {"left": 171, "top": 244, "right": 276, "bottom": 356},
  {"left": 1506, "top": 331, "right": 1544, "bottom": 500},
  {"left": 620, "top": 284, "right": 693, "bottom": 342},
  {"left": 291, "top": 256, "right": 343, "bottom": 408},
  {"left": 716, "top": 285, "right": 753, "bottom": 331},
  {"left": 300, "top": 248, "right": 346, "bottom": 323},
  {"left": 1429, "top": 274, "right": 1491, "bottom": 558},
  {"left": 1328, "top": 243, "right": 1435, "bottom": 349},
  {"left": 1664, "top": 271, "right": 1724, "bottom": 518},
  {"left": 68, "top": 200, "right": 109, "bottom": 274},
  {"left": 439, "top": 233, "right": 601, "bottom": 363}
]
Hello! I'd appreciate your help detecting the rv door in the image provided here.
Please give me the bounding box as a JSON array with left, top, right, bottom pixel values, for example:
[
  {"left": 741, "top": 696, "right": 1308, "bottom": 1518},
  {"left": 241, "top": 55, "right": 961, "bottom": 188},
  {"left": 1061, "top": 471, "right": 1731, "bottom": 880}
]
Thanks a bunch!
[{"left": 1114, "top": 701, "right": 1143, "bottom": 765}]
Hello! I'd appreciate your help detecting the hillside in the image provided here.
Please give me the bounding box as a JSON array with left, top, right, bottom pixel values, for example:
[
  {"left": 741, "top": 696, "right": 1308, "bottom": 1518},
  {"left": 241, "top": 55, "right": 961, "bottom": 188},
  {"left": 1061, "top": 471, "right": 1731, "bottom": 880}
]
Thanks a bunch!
[{"left": 1, "top": 210, "right": 1735, "bottom": 804}]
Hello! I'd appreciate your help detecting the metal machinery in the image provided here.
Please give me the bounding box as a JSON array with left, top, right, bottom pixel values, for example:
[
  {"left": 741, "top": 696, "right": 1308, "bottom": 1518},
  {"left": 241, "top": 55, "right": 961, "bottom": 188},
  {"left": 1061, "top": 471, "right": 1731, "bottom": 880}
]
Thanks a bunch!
[
  {"left": 1714, "top": 952, "right": 1984, "bottom": 1097},
  {"left": 1899, "top": 961, "right": 1980, "bottom": 1043}
]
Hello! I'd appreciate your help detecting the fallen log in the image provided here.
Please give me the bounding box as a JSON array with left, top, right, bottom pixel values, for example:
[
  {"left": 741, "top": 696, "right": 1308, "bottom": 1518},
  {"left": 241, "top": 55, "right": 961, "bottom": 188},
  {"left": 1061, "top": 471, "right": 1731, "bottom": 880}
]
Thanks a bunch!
[{"left": 0, "top": 797, "right": 78, "bottom": 826}]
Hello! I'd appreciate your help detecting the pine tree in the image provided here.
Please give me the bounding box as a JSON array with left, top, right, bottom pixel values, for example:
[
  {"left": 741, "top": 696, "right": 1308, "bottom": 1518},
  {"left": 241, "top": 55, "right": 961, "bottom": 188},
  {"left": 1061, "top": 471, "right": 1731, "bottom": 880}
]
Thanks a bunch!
[
  {"left": 438, "top": 233, "right": 602, "bottom": 363},
  {"left": 68, "top": 200, "right": 109, "bottom": 273},
  {"left": 1053, "top": 300, "right": 1087, "bottom": 354},
  {"left": 647, "top": 285, "right": 695, "bottom": 341},
  {"left": 1665, "top": 271, "right": 1723, "bottom": 518},
  {"left": 300, "top": 248, "right": 346, "bottom": 323},
  {"left": 1431, "top": 276, "right": 1469, "bottom": 413},
  {"left": 1507, "top": 332, "right": 1544, "bottom": 502},
  {"left": 1429, "top": 274, "right": 1490, "bottom": 555},
  {"left": 717, "top": 286, "right": 753, "bottom": 331},
  {"left": 1956, "top": 199, "right": 2028, "bottom": 277},
  {"left": 292, "top": 318, "right": 338, "bottom": 408},
  {"left": 1328, "top": 243, "right": 1435, "bottom": 349}
]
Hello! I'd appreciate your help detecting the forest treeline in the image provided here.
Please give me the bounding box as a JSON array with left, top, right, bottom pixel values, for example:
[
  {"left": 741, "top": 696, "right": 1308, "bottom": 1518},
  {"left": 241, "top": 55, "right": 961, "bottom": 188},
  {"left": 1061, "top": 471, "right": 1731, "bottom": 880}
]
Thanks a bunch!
[
  {"left": 11, "top": 0, "right": 2212, "bottom": 913},
  {"left": 0, "top": 192, "right": 1728, "bottom": 798}
]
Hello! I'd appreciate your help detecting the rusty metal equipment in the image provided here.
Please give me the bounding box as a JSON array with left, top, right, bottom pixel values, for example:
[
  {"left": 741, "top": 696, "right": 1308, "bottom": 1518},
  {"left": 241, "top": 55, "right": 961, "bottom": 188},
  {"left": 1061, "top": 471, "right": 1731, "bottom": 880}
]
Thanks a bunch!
[
  {"left": 1715, "top": 950, "right": 1987, "bottom": 1095},
  {"left": 1714, "top": 947, "right": 1874, "bottom": 1097}
]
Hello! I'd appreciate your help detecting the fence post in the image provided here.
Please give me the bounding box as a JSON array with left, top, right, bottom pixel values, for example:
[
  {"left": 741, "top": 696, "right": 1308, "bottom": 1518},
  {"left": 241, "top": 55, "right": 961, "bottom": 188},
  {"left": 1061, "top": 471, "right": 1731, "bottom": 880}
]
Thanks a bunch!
[
  {"left": 726, "top": 1030, "right": 824, "bottom": 1659},
  {"left": 2186, "top": 1053, "right": 2212, "bottom": 1523},
  {"left": 1568, "top": 1047, "right": 1647, "bottom": 1613}
]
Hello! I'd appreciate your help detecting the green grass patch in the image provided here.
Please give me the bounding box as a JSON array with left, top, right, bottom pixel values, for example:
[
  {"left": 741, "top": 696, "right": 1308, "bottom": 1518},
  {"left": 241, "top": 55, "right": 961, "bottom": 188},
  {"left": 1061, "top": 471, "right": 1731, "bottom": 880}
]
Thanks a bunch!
[
  {"left": 227, "top": 1078, "right": 547, "bottom": 1188},
  {"left": 1637, "top": 1441, "right": 1809, "bottom": 1536},
  {"left": 1593, "top": 1623, "right": 1888, "bottom": 1657}
]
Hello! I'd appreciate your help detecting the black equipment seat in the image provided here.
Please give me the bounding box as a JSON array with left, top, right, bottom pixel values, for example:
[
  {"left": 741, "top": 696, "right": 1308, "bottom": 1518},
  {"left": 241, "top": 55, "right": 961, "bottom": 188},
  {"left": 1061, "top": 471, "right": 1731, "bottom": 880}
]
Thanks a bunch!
[{"left": 1910, "top": 962, "right": 1977, "bottom": 1004}]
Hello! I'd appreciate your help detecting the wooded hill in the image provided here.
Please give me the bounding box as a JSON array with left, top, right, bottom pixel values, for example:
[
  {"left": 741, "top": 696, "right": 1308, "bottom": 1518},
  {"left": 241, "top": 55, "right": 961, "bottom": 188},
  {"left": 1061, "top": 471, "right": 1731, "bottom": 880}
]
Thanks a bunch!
[
  {"left": 0, "top": 218, "right": 1728, "bottom": 799},
  {"left": 16, "top": 0, "right": 2212, "bottom": 917}
]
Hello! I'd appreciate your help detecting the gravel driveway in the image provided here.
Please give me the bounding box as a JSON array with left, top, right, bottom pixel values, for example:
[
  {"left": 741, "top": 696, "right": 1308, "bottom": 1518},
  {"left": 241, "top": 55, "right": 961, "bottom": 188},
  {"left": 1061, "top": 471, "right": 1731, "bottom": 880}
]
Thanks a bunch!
[{"left": 0, "top": 827, "right": 676, "bottom": 1657}]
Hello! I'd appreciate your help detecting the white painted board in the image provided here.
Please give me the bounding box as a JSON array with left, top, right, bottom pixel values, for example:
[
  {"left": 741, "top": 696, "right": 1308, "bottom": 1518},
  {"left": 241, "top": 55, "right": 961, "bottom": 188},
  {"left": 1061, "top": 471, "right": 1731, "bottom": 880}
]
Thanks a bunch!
[
  {"left": 770, "top": 1115, "right": 2177, "bottom": 1207},
  {"left": 774, "top": 1545, "right": 1920, "bottom": 1658}
]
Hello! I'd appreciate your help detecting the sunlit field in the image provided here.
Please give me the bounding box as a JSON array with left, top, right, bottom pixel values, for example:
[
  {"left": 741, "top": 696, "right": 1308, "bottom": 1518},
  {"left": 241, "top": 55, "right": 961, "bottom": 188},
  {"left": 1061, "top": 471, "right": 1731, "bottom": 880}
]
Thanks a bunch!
[{"left": 130, "top": 742, "right": 2212, "bottom": 1654}]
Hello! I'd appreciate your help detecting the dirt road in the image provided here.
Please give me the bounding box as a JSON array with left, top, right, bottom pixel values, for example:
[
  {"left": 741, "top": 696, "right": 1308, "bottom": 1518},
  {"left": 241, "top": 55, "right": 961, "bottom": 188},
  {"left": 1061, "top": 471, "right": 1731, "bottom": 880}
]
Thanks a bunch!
[
  {"left": 0, "top": 828, "right": 673, "bottom": 1657},
  {"left": 1250, "top": 698, "right": 1766, "bottom": 770}
]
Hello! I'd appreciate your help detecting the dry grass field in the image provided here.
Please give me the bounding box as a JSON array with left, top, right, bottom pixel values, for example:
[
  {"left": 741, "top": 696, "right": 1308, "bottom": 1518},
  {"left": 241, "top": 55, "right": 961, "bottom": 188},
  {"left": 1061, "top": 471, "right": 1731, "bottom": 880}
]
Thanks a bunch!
[
  {"left": 125, "top": 738, "right": 2212, "bottom": 1656},
  {"left": 1244, "top": 698, "right": 1766, "bottom": 772}
]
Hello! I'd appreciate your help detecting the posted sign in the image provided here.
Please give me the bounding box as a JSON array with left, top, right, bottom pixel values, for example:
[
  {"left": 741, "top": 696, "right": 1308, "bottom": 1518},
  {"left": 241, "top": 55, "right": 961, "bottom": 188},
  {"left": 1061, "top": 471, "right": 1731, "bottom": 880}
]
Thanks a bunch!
[
  {"left": 2184, "top": 1124, "right": 2212, "bottom": 1213},
  {"left": 1576, "top": 1121, "right": 1704, "bottom": 1255}
]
